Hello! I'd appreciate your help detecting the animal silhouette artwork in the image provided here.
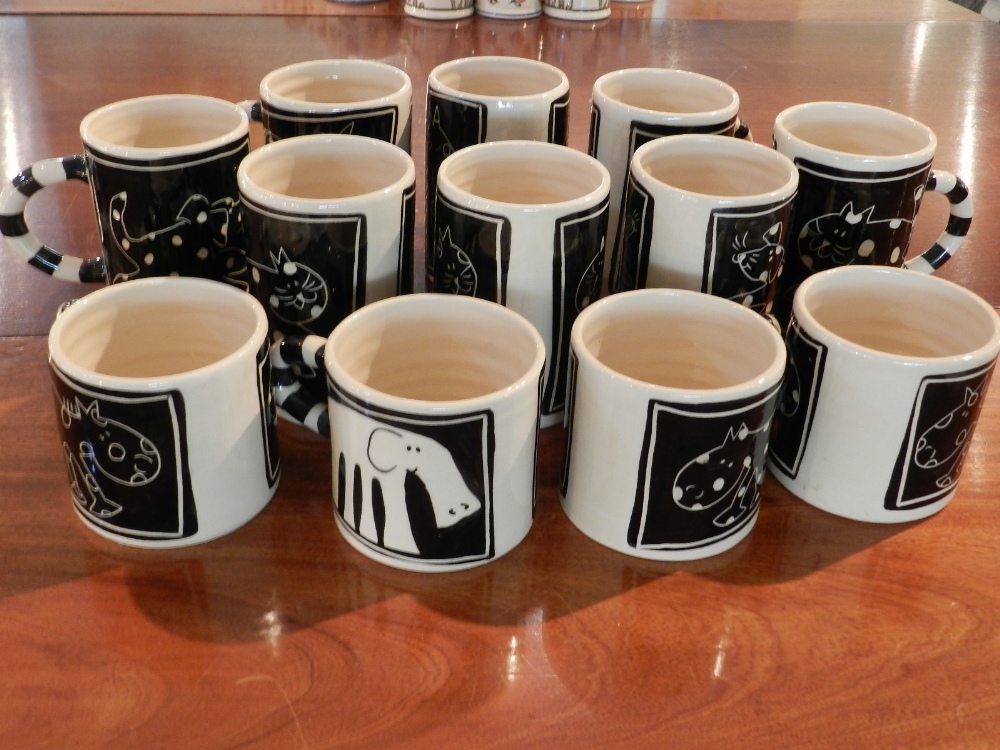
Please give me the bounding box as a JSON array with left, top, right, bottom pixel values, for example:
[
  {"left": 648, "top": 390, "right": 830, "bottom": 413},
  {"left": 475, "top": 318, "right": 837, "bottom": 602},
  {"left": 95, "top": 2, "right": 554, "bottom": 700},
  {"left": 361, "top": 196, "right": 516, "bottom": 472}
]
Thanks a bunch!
[
  {"left": 767, "top": 319, "right": 829, "bottom": 480},
  {"left": 51, "top": 371, "right": 197, "bottom": 541},
  {"left": 627, "top": 385, "right": 781, "bottom": 552},
  {"left": 885, "top": 366, "right": 994, "bottom": 511},
  {"left": 328, "top": 381, "right": 494, "bottom": 566},
  {"left": 250, "top": 248, "right": 329, "bottom": 330},
  {"left": 106, "top": 191, "right": 247, "bottom": 287},
  {"left": 703, "top": 200, "right": 794, "bottom": 316},
  {"left": 774, "top": 157, "right": 931, "bottom": 325}
]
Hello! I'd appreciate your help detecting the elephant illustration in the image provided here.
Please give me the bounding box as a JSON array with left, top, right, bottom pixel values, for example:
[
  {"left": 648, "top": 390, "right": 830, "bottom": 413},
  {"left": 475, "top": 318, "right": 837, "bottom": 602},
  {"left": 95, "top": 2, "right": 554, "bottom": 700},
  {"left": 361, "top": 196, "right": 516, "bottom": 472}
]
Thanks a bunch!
[{"left": 333, "top": 408, "right": 489, "bottom": 561}]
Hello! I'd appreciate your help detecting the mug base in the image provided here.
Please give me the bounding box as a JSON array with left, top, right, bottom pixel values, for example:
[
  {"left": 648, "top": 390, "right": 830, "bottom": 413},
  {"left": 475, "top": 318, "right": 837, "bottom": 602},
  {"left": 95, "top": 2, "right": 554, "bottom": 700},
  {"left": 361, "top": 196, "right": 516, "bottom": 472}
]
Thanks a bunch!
[
  {"left": 334, "top": 514, "right": 528, "bottom": 572},
  {"left": 560, "top": 496, "right": 758, "bottom": 561}
]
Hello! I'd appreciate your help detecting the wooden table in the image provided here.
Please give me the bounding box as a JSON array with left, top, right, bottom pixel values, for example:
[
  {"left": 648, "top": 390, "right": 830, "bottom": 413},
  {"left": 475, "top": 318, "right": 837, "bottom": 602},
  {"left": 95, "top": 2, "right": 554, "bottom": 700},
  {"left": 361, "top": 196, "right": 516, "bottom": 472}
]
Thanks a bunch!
[{"left": 2, "top": 12, "right": 1000, "bottom": 748}]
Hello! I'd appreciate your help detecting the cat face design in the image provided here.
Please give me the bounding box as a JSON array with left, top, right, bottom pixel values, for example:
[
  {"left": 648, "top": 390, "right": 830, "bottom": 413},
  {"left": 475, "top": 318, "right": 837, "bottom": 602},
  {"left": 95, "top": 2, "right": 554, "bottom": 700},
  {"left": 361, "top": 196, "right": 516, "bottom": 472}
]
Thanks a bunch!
[
  {"left": 66, "top": 400, "right": 161, "bottom": 487},
  {"left": 435, "top": 227, "right": 478, "bottom": 296},
  {"left": 733, "top": 223, "right": 783, "bottom": 284},
  {"left": 799, "top": 202, "right": 875, "bottom": 268},
  {"left": 269, "top": 259, "right": 329, "bottom": 325}
]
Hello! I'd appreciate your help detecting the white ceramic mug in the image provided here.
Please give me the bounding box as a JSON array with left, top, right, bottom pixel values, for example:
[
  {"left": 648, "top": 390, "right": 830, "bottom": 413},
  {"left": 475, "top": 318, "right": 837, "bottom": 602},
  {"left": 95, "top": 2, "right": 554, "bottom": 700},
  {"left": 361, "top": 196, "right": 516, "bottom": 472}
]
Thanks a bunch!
[
  {"left": 433, "top": 140, "right": 611, "bottom": 428},
  {"left": 475, "top": 0, "right": 542, "bottom": 18},
  {"left": 589, "top": 68, "right": 751, "bottom": 287},
  {"left": 770, "top": 101, "right": 973, "bottom": 327},
  {"left": 238, "top": 134, "right": 416, "bottom": 343},
  {"left": 610, "top": 134, "right": 798, "bottom": 320},
  {"left": 404, "top": 0, "right": 474, "bottom": 19},
  {"left": 242, "top": 59, "right": 412, "bottom": 152},
  {"left": 561, "top": 288, "right": 786, "bottom": 560},
  {"left": 1, "top": 95, "right": 250, "bottom": 286},
  {"left": 426, "top": 56, "right": 570, "bottom": 287},
  {"left": 48, "top": 277, "right": 280, "bottom": 547},
  {"left": 768, "top": 266, "right": 1000, "bottom": 523},
  {"left": 542, "top": 0, "right": 610, "bottom": 20},
  {"left": 273, "top": 294, "right": 545, "bottom": 572}
]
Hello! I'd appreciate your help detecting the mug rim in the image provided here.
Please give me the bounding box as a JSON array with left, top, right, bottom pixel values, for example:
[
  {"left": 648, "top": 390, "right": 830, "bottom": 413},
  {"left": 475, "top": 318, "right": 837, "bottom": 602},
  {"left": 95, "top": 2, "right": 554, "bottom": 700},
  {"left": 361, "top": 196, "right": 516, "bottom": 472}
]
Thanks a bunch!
[
  {"left": 259, "top": 58, "right": 412, "bottom": 114},
  {"left": 428, "top": 55, "right": 569, "bottom": 101},
  {"left": 48, "top": 277, "right": 269, "bottom": 389},
  {"left": 437, "top": 140, "right": 611, "bottom": 210},
  {"left": 631, "top": 133, "right": 799, "bottom": 203},
  {"left": 572, "top": 288, "right": 787, "bottom": 399},
  {"left": 592, "top": 67, "right": 740, "bottom": 123},
  {"left": 325, "top": 293, "right": 547, "bottom": 412},
  {"left": 791, "top": 266, "right": 1000, "bottom": 365},
  {"left": 237, "top": 133, "right": 415, "bottom": 215},
  {"left": 80, "top": 94, "right": 250, "bottom": 162},
  {"left": 773, "top": 101, "right": 937, "bottom": 165}
]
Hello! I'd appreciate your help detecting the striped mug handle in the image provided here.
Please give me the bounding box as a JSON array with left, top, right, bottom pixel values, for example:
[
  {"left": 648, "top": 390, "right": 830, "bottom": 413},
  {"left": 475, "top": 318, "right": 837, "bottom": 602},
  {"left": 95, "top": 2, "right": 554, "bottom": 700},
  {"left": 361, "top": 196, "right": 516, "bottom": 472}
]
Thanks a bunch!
[
  {"left": 903, "top": 170, "right": 972, "bottom": 273},
  {"left": 0, "top": 156, "right": 107, "bottom": 283},
  {"left": 270, "top": 334, "right": 331, "bottom": 437}
]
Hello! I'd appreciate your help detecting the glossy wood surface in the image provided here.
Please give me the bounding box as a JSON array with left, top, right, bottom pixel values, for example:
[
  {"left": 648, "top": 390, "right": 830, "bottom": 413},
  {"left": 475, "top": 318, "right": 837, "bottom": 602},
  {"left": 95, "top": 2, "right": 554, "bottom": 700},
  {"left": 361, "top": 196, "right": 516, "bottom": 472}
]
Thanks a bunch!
[{"left": 2, "top": 13, "right": 1000, "bottom": 748}]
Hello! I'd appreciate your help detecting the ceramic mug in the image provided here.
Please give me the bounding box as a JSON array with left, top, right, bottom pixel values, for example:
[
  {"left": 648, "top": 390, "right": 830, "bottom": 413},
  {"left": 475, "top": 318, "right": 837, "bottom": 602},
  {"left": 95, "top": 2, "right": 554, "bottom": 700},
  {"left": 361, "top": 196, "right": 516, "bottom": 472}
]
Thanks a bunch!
[
  {"left": 425, "top": 56, "right": 570, "bottom": 287},
  {"left": 768, "top": 266, "right": 1000, "bottom": 523},
  {"left": 238, "top": 134, "right": 416, "bottom": 346},
  {"left": 771, "top": 101, "right": 973, "bottom": 327},
  {"left": 272, "top": 294, "right": 546, "bottom": 572},
  {"left": 589, "top": 68, "right": 752, "bottom": 287},
  {"left": 241, "top": 59, "right": 412, "bottom": 152},
  {"left": 610, "top": 134, "right": 798, "bottom": 320},
  {"left": 475, "top": 0, "right": 542, "bottom": 19},
  {"left": 541, "top": 0, "right": 611, "bottom": 20},
  {"left": 404, "top": 0, "right": 475, "bottom": 19},
  {"left": 0, "top": 95, "right": 250, "bottom": 286},
  {"left": 561, "top": 288, "right": 785, "bottom": 560},
  {"left": 48, "top": 277, "right": 280, "bottom": 547},
  {"left": 432, "top": 140, "right": 610, "bottom": 428}
]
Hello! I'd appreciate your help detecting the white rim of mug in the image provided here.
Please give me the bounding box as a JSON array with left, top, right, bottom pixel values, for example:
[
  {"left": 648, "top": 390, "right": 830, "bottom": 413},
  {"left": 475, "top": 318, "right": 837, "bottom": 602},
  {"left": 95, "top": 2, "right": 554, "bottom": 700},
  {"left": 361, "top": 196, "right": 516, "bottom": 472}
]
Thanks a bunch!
[
  {"left": 572, "top": 288, "right": 787, "bottom": 401},
  {"left": 259, "top": 59, "right": 412, "bottom": 115},
  {"left": 326, "top": 293, "right": 547, "bottom": 414},
  {"left": 428, "top": 56, "right": 569, "bottom": 102},
  {"left": 773, "top": 101, "right": 937, "bottom": 170},
  {"left": 631, "top": 134, "right": 798, "bottom": 204},
  {"left": 48, "top": 277, "right": 269, "bottom": 391},
  {"left": 592, "top": 68, "right": 740, "bottom": 126},
  {"left": 80, "top": 94, "right": 250, "bottom": 161},
  {"left": 437, "top": 140, "right": 611, "bottom": 210},
  {"left": 237, "top": 134, "right": 416, "bottom": 216},
  {"left": 792, "top": 266, "right": 1000, "bottom": 365}
]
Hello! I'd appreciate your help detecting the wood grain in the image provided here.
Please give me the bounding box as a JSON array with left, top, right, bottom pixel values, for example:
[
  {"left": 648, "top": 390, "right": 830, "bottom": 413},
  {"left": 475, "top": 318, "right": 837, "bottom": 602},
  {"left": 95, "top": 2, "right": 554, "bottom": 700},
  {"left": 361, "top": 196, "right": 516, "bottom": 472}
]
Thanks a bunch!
[{"left": 2, "top": 13, "right": 1000, "bottom": 749}]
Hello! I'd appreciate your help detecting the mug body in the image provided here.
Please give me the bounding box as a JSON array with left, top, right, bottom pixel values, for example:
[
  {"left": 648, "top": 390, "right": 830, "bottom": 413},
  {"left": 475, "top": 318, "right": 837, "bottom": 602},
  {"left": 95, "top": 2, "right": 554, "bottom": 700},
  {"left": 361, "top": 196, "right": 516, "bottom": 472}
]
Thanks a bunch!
[
  {"left": 48, "top": 277, "right": 280, "bottom": 547},
  {"left": 324, "top": 294, "right": 546, "bottom": 572},
  {"left": 771, "top": 101, "right": 939, "bottom": 325},
  {"left": 589, "top": 68, "right": 744, "bottom": 272},
  {"left": 542, "top": 0, "right": 611, "bottom": 20},
  {"left": 433, "top": 140, "right": 611, "bottom": 427},
  {"left": 238, "top": 133, "right": 417, "bottom": 343},
  {"left": 80, "top": 95, "right": 251, "bottom": 286},
  {"left": 475, "top": 0, "right": 542, "bottom": 18},
  {"left": 425, "top": 56, "right": 570, "bottom": 286},
  {"left": 611, "top": 134, "right": 798, "bottom": 319},
  {"left": 404, "top": 0, "right": 475, "bottom": 19},
  {"left": 561, "top": 288, "right": 785, "bottom": 560},
  {"left": 258, "top": 59, "right": 413, "bottom": 152},
  {"left": 768, "top": 266, "right": 1000, "bottom": 523}
]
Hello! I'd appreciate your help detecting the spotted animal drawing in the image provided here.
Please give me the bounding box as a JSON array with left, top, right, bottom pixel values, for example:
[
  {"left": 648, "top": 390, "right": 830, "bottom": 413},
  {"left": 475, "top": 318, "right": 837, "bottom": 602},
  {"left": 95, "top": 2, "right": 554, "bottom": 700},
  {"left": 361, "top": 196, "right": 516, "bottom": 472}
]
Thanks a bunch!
[
  {"left": 885, "top": 365, "right": 994, "bottom": 510},
  {"left": 628, "top": 385, "right": 780, "bottom": 552},
  {"left": 329, "top": 379, "right": 494, "bottom": 565},
  {"left": 51, "top": 370, "right": 197, "bottom": 541},
  {"left": 249, "top": 247, "right": 329, "bottom": 329}
]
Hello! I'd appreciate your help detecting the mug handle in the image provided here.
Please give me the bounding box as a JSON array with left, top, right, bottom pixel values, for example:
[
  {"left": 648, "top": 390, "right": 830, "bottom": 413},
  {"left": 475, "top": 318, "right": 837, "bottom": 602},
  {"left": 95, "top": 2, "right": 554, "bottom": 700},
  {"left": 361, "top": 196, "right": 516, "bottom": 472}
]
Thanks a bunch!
[
  {"left": 271, "top": 334, "right": 331, "bottom": 437},
  {"left": 902, "top": 170, "right": 972, "bottom": 273},
  {"left": 734, "top": 117, "right": 753, "bottom": 142},
  {"left": 237, "top": 100, "right": 263, "bottom": 123},
  {"left": 0, "top": 156, "right": 107, "bottom": 282}
]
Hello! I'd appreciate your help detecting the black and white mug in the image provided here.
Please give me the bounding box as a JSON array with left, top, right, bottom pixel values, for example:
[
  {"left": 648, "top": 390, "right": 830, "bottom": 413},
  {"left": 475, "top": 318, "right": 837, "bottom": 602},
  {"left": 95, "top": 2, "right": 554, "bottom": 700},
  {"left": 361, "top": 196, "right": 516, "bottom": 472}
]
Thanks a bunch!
[
  {"left": 1, "top": 95, "right": 250, "bottom": 286},
  {"left": 432, "top": 140, "right": 610, "bottom": 428},
  {"left": 272, "top": 294, "right": 546, "bottom": 572},
  {"left": 771, "top": 101, "right": 973, "bottom": 327},
  {"left": 589, "top": 68, "right": 752, "bottom": 288},
  {"left": 241, "top": 59, "right": 412, "bottom": 152},
  {"left": 768, "top": 266, "right": 1000, "bottom": 523},
  {"left": 610, "top": 134, "right": 798, "bottom": 320},
  {"left": 238, "top": 133, "right": 416, "bottom": 349},
  {"left": 560, "top": 288, "right": 785, "bottom": 560},
  {"left": 48, "top": 277, "right": 280, "bottom": 547},
  {"left": 425, "top": 56, "right": 570, "bottom": 287}
]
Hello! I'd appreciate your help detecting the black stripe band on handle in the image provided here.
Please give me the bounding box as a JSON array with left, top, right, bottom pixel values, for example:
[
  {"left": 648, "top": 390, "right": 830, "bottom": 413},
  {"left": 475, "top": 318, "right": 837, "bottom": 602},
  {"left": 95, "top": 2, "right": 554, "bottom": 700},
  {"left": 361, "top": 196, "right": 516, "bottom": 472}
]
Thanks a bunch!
[{"left": 28, "top": 246, "right": 62, "bottom": 275}]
